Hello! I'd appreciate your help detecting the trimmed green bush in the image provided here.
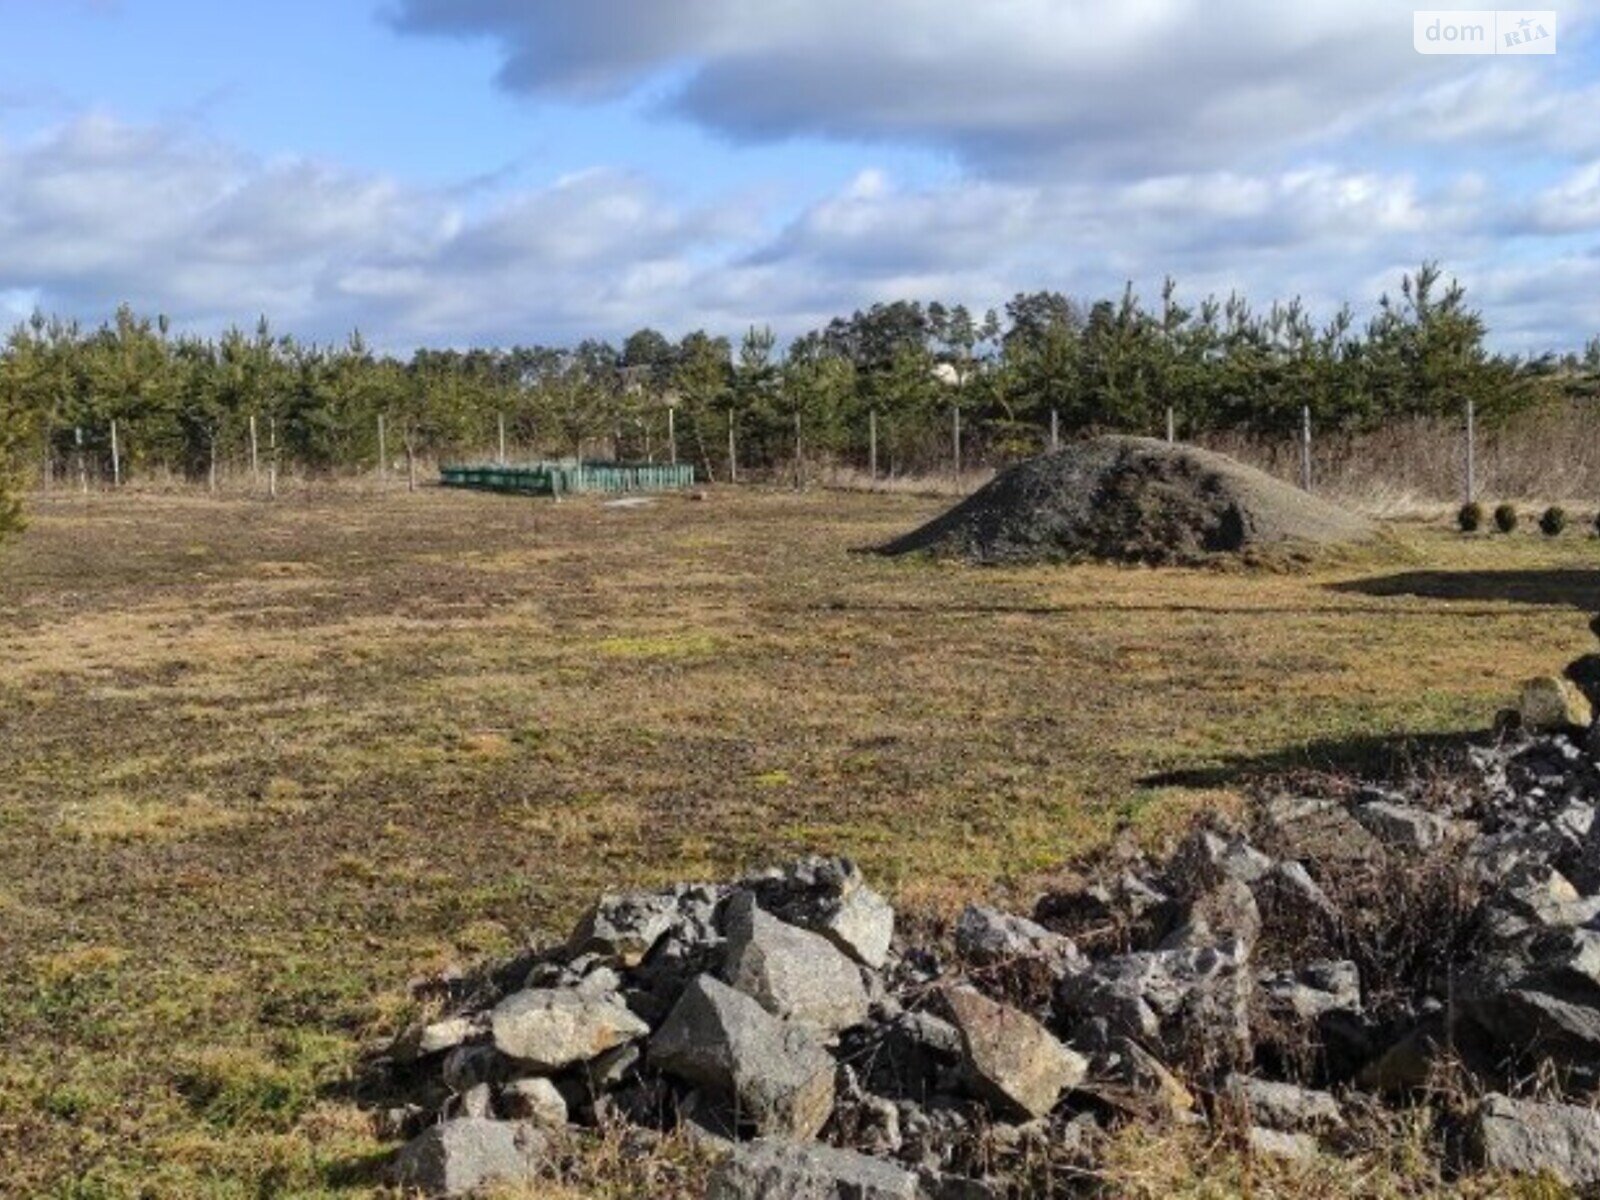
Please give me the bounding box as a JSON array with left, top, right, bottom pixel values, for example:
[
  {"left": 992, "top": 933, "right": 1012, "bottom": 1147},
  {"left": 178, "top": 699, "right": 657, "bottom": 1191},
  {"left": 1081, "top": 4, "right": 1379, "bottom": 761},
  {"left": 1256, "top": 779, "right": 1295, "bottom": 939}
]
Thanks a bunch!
[
  {"left": 1457, "top": 502, "right": 1486, "bottom": 533},
  {"left": 1541, "top": 506, "right": 1568, "bottom": 537},
  {"left": 1494, "top": 503, "right": 1519, "bottom": 534}
]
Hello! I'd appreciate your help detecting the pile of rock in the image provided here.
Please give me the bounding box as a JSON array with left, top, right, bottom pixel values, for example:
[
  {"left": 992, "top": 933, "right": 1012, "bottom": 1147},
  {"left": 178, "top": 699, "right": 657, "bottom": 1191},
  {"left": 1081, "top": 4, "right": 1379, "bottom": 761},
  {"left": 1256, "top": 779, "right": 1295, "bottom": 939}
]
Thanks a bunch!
[{"left": 369, "top": 674, "right": 1600, "bottom": 1197}]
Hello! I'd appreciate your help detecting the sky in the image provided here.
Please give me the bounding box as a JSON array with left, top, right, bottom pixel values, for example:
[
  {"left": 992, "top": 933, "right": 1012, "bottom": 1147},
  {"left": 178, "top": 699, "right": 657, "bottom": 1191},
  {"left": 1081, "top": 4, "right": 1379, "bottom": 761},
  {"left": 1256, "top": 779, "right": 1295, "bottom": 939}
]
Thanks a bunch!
[{"left": 3, "top": 0, "right": 1600, "bottom": 352}]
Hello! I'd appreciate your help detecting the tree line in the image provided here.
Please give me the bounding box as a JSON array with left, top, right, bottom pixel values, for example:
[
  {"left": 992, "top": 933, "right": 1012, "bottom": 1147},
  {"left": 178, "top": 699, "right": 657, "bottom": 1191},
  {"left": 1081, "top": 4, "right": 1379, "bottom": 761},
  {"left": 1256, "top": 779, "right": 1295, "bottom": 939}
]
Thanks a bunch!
[{"left": 0, "top": 263, "right": 1575, "bottom": 525}]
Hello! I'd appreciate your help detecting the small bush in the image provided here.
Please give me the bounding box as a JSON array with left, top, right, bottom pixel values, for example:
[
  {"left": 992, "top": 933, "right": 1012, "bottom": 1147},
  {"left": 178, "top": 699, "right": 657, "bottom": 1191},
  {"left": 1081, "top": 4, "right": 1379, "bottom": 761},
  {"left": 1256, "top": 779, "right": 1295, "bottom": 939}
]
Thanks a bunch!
[
  {"left": 1456, "top": 502, "right": 1485, "bottom": 533},
  {"left": 1593, "top": 511, "right": 1600, "bottom": 538},
  {"left": 1493, "top": 503, "right": 1519, "bottom": 533},
  {"left": 1541, "top": 506, "right": 1568, "bottom": 537}
]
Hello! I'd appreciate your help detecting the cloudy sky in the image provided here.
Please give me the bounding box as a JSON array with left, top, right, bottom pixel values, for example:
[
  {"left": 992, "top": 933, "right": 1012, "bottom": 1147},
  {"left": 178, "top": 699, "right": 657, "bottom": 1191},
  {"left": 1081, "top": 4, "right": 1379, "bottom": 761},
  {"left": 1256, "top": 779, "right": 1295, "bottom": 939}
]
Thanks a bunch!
[{"left": 3, "top": 0, "right": 1600, "bottom": 351}]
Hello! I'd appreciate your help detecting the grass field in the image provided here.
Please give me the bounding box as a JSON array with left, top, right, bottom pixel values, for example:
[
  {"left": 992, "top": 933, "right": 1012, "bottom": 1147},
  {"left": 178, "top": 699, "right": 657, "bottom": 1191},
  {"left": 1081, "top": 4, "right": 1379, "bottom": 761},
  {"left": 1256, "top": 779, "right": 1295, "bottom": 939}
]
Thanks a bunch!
[{"left": 1, "top": 484, "right": 1596, "bottom": 1198}]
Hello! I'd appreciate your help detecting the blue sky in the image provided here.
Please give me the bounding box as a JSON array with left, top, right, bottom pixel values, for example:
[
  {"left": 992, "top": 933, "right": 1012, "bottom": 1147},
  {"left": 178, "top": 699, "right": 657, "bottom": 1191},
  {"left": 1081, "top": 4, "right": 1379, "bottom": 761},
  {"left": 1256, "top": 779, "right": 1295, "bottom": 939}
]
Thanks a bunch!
[{"left": 3, "top": 0, "right": 1600, "bottom": 351}]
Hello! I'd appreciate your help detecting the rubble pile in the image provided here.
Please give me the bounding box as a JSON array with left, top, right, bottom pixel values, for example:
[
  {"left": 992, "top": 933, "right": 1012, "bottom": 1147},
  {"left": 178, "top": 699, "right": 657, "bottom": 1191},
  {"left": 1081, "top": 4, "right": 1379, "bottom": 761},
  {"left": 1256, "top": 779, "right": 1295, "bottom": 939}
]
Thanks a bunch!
[{"left": 367, "top": 665, "right": 1600, "bottom": 1197}]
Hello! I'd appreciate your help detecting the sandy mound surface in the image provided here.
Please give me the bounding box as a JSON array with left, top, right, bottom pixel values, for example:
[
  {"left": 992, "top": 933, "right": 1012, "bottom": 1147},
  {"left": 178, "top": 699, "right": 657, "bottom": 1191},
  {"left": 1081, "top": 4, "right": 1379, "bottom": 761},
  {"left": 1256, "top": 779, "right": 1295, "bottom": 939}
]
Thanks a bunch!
[{"left": 879, "top": 436, "right": 1374, "bottom": 565}]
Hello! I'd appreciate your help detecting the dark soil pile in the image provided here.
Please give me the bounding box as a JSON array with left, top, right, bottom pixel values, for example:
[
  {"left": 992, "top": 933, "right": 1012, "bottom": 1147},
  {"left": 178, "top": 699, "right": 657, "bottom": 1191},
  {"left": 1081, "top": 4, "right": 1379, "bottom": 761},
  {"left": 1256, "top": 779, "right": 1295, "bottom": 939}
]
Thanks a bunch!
[{"left": 879, "top": 436, "right": 1374, "bottom": 564}]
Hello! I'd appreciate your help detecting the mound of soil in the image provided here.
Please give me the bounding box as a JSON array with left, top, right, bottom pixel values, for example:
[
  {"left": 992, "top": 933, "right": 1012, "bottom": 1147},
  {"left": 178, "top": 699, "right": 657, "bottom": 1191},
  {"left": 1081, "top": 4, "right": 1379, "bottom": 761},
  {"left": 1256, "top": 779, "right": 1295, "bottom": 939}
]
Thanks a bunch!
[{"left": 879, "top": 436, "right": 1374, "bottom": 565}]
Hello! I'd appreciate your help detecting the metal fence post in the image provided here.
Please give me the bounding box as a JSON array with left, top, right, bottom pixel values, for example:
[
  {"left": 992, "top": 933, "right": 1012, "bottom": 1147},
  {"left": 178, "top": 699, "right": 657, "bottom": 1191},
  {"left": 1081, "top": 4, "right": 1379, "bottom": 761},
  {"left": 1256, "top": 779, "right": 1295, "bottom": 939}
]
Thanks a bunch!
[{"left": 1300, "top": 405, "right": 1312, "bottom": 492}]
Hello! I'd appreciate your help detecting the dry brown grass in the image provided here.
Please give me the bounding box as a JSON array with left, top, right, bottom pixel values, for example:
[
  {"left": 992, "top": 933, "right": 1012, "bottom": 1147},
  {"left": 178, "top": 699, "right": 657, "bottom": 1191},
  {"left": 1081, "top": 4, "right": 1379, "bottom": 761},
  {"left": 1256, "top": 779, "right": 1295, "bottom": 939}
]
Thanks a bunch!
[{"left": 0, "top": 483, "right": 1596, "bottom": 1195}]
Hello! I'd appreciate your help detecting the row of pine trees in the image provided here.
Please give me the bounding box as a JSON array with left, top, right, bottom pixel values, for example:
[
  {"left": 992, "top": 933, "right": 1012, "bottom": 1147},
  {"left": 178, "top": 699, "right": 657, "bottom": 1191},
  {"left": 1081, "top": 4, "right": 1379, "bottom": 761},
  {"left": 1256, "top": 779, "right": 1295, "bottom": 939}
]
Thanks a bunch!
[{"left": 0, "top": 265, "right": 1570, "bottom": 498}]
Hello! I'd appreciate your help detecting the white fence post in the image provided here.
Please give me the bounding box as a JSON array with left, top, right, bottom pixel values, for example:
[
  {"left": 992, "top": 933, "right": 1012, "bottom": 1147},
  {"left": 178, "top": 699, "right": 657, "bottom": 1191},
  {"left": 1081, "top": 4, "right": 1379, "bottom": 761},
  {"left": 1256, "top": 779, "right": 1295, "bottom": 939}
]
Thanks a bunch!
[
  {"left": 1050, "top": 408, "right": 1059, "bottom": 451},
  {"left": 869, "top": 409, "right": 878, "bottom": 481},
  {"left": 377, "top": 413, "right": 387, "bottom": 480},
  {"left": 110, "top": 419, "right": 121, "bottom": 488},
  {"left": 1166, "top": 406, "right": 1175, "bottom": 445},
  {"left": 953, "top": 407, "right": 962, "bottom": 477},
  {"left": 1464, "top": 397, "right": 1476, "bottom": 504},
  {"left": 249, "top": 413, "right": 260, "bottom": 482}
]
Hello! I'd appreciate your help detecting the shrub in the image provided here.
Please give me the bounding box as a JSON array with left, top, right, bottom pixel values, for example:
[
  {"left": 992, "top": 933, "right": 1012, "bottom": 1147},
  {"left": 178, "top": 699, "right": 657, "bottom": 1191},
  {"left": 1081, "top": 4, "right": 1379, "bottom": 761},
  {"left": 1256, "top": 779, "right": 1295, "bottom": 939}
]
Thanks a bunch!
[
  {"left": 1541, "top": 506, "right": 1568, "bottom": 537},
  {"left": 1456, "top": 502, "right": 1485, "bottom": 533},
  {"left": 1493, "top": 503, "right": 1519, "bottom": 533}
]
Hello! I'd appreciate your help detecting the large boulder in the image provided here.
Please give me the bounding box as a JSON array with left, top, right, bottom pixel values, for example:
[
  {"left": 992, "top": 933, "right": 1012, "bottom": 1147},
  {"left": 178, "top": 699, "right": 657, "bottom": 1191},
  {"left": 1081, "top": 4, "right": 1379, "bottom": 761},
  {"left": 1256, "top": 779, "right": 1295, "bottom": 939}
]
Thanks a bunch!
[
  {"left": 489, "top": 988, "right": 649, "bottom": 1072},
  {"left": 1472, "top": 1093, "right": 1600, "bottom": 1187},
  {"left": 722, "top": 892, "right": 871, "bottom": 1033},
  {"left": 939, "top": 985, "right": 1086, "bottom": 1120},
  {"left": 389, "top": 1117, "right": 546, "bottom": 1197},
  {"left": 650, "top": 975, "right": 836, "bottom": 1138},
  {"left": 706, "top": 1137, "right": 920, "bottom": 1200}
]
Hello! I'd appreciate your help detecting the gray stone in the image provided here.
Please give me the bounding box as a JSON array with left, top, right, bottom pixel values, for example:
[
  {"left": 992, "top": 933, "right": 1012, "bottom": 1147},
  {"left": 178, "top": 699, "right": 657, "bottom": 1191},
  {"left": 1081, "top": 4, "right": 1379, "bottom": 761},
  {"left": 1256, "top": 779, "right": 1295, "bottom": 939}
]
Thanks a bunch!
[
  {"left": 1165, "top": 829, "right": 1273, "bottom": 898},
  {"left": 705, "top": 1138, "right": 919, "bottom": 1200},
  {"left": 1472, "top": 1093, "right": 1600, "bottom": 1186},
  {"left": 649, "top": 974, "right": 836, "bottom": 1138},
  {"left": 939, "top": 985, "right": 1086, "bottom": 1120},
  {"left": 747, "top": 857, "right": 895, "bottom": 969},
  {"left": 1225, "top": 1075, "right": 1342, "bottom": 1132},
  {"left": 489, "top": 988, "right": 649, "bottom": 1072},
  {"left": 391, "top": 1015, "right": 482, "bottom": 1063},
  {"left": 389, "top": 1117, "right": 546, "bottom": 1197},
  {"left": 582, "top": 1041, "right": 640, "bottom": 1093},
  {"left": 440, "top": 1043, "right": 506, "bottom": 1093},
  {"left": 1258, "top": 796, "right": 1381, "bottom": 869},
  {"left": 954, "top": 904, "right": 1079, "bottom": 972},
  {"left": 1519, "top": 676, "right": 1593, "bottom": 733},
  {"left": 1081, "top": 1035, "right": 1194, "bottom": 1121},
  {"left": 456, "top": 1082, "right": 493, "bottom": 1119},
  {"left": 1251, "top": 861, "right": 1340, "bottom": 933},
  {"left": 1158, "top": 878, "right": 1261, "bottom": 952},
  {"left": 1056, "top": 940, "right": 1252, "bottom": 1067},
  {"left": 722, "top": 892, "right": 871, "bottom": 1032},
  {"left": 1247, "top": 1126, "right": 1318, "bottom": 1162},
  {"left": 1351, "top": 800, "right": 1447, "bottom": 852},
  {"left": 501, "top": 1076, "right": 568, "bottom": 1128},
  {"left": 567, "top": 891, "right": 680, "bottom": 968},
  {"left": 1258, "top": 960, "right": 1361, "bottom": 1022}
]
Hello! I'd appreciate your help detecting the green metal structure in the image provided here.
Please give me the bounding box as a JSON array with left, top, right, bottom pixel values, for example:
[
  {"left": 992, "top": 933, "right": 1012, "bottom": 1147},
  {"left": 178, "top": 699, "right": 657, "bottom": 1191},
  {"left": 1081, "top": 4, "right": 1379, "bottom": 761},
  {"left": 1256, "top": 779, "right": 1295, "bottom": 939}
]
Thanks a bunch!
[{"left": 440, "top": 461, "right": 696, "bottom": 496}]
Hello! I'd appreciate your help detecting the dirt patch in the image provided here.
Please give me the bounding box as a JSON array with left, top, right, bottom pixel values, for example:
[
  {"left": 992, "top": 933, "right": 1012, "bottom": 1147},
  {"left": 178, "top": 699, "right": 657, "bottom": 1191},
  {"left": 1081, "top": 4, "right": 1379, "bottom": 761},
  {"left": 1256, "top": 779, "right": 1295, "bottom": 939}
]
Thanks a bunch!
[{"left": 879, "top": 436, "right": 1375, "bottom": 565}]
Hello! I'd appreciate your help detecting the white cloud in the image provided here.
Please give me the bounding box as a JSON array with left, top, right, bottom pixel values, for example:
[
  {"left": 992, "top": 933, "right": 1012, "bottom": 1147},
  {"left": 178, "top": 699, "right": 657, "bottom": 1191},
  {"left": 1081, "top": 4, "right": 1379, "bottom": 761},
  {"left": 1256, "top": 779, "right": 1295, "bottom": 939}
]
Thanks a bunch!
[
  {"left": 390, "top": 0, "right": 1600, "bottom": 174},
  {"left": 0, "top": 110, "right": 1597, "bottom": 352}
]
